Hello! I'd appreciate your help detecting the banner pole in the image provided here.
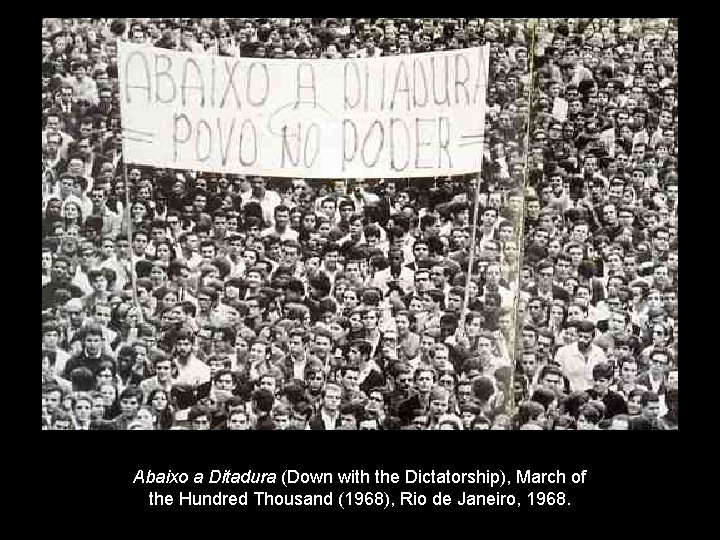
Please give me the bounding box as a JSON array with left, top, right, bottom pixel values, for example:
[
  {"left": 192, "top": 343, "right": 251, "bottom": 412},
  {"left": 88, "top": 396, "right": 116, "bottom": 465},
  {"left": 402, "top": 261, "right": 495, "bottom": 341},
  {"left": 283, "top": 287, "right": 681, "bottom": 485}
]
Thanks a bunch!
[
  {"left": 458, "top": 171, "right": 483, "bottom": 332},
  {"left": 117, "top": 45, "right": 143, "bottom": 324},
  {"left": 122, "top": 161, "right": 143, "bottom": 324}
]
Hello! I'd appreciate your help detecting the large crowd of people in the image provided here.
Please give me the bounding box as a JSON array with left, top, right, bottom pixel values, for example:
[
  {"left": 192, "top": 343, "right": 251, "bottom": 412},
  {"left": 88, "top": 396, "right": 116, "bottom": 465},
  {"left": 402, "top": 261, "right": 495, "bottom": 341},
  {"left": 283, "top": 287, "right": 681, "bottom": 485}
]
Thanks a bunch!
[
  {"left": 42, "top": 18, "right": 677, "bottom": 430},
  {"left": 517, "top": 17, "right": 678, "bottom": 430}
]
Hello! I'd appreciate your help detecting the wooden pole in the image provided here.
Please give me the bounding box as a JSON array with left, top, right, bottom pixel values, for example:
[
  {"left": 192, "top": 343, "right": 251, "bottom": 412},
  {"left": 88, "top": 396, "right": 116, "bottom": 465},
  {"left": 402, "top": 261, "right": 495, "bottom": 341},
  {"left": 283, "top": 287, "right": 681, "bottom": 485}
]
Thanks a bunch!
[{"left": 458, "top": 172, "right": 484, "bottom": 332}]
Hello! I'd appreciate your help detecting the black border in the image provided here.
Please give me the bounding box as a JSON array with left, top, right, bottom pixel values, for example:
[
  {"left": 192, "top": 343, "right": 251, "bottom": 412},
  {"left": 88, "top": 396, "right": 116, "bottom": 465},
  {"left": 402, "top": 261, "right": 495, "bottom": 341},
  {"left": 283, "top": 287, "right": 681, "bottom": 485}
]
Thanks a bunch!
[{"left": 32, "top": 15, "right": 690, "bottom": 529}]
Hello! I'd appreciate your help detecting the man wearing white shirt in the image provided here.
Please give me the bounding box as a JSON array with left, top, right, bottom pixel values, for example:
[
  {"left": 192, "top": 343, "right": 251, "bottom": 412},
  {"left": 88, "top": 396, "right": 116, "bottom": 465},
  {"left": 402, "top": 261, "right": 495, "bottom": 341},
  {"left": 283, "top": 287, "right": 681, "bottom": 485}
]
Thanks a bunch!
[
  {"left": 261, "top": 205, "right": 299, "bottom": 242},
  {"left": 371, "top": 248, "right": 415, "bottom": 296},
  {"left": 244, "top": 176, "right": 281, "bottom": 226},
  {"left": 554, "top": 320, "right": 608, "bottom": 392},
  {"left": 286, "top": 330, "right": 309, "bottom": 381},
  {"left": 318, "top": 243, "right": 343, "bottom": 286},
  {"left": 179, "top": 232, "right": 204, "bottom": 271},
  {"left": 43, "top": 321, "right": 71, "bottom": 377},
  {"left": 66, "top": 60, "right": 98, "bottom": 105},
  {"left": 172, "top": 327, "right": 211, "bottom": 388},
  {"left": 42, "top": 110, "right": 74, "bottom": 160},
  {"left": 481, "top": 263, "right": 515, "bottom": 310}
]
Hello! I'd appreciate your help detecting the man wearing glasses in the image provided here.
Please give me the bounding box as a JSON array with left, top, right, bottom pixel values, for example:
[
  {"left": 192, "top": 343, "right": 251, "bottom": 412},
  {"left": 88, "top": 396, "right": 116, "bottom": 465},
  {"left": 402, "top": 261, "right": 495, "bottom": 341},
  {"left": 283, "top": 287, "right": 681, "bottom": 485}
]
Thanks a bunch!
[
  {"left": 528, "top": 260, "right": 570, "bottom": 303},
  {"left": 636, "top": 347, "right": 670, "bottom": 397}
]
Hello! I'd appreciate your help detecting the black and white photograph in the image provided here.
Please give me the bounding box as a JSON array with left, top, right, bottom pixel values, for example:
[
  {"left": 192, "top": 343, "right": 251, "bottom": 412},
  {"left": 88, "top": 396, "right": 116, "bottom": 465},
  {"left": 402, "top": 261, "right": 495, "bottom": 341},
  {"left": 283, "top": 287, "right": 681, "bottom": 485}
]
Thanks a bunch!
[{"left": 41, "top": 17, "right": 678, "bottom": 431}]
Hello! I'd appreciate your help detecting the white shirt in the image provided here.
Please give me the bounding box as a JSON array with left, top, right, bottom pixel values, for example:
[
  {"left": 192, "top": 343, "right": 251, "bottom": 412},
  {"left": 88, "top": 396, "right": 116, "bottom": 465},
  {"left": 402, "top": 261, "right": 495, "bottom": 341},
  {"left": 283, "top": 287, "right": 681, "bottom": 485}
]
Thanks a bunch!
[
  {"left": 320, "top": 408, "right": 339, "bottom": 430},
  {"left": 371, "top": 266, "right": 415, "bottom": 296},
  {"left": 554, "top": 342, "right": 608, "bottom": 393},
  {"left": 243, "top": 191, "right": 282, "bottom": 226},
  {"left": 260, "top": 226, "right": 299, "bottom": 242},
  {"left": 175, "top": 356, "right": 211, "bottom": 387},
  {"left": 291, "top": 357, "right": 308, "bottom": 381}
]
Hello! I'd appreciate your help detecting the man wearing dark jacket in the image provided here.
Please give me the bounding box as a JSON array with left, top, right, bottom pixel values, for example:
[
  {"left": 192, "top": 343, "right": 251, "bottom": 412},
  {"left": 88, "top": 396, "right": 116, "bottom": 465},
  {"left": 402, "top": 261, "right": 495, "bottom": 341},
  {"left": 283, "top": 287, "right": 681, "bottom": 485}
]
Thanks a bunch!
[
  {"left": 527, "top": 259, "right": 570, "bottom": 303},
  {"left": 63, "top": 324, "right": 115, "bottom": 377},
  {"left": 42, "top": 255, "right": 84, "bottom": 310},
  {"left": 309, "top": 383, "right": 343, "bottom": 430},
  {"left": 629, "top": 391, "right": 665, "bottom": 430},
  {"left": 586, "top": 363, "right": 628, "bottom": 419}
]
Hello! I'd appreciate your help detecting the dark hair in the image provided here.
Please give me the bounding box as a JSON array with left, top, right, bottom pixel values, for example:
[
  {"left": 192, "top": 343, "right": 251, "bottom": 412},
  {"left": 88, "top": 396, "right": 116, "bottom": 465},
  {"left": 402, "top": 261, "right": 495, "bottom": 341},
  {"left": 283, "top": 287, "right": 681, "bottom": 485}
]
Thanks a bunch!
[
  {"left": 119, "top": 385, "right": 144, "bottom": 403},
  {"left": 188, "top": 405, "right": 211, "bottom": 423}
]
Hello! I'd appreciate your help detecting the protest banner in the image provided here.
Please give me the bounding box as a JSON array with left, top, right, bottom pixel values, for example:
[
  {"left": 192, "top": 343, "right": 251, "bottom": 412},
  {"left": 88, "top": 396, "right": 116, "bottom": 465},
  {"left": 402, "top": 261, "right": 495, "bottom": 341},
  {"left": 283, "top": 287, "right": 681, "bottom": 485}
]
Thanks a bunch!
[{"left": 118, "top": 42, "right": 489, "bottom": 178}]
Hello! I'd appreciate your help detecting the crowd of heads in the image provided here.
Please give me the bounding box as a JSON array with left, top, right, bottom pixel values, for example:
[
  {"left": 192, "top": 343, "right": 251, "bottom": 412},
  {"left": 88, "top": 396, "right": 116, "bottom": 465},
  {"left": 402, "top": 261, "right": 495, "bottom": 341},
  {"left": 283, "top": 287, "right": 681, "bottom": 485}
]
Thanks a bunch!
[
  {"left": 42, "top": 18, "right": 676, "bottom": 430},
  {"left": 515, "top": 17, "right": 678, "bottom": 430}
]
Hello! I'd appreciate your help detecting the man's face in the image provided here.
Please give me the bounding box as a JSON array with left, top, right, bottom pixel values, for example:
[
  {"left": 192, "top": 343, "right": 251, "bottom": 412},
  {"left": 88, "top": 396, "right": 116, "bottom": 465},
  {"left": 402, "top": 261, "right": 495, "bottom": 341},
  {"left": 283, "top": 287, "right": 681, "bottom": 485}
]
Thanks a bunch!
[
  {"left": 120, "top": 396, "right": 139, "bottom": 418},
  {"left": 84, "top": 333, "right": 102, "bottom": 355},
  {"left": 308, "top": 332, "right": 331, "bottom": 357},
  {"left": 323, "top": 387, "right": 342, "bottom": 412},
  {"left": 93, "top": 304, "right": 112, "bottom": 326},
  {"left": 192, "top": 414, "right": 211, "bottom": 430},
  {"left": 477, "top": 338, "right": 493, "bottom": 359},
  {"left": 542, "top": 374, "right": 564, "bottom": 395},
  {"left": 132, "top": 233, "right": 148, "bottom": 255},
  {"left": 362, "top": 310, "right": 377, "bottom": 330},
  {"left": 485, "top": 265, "right": 501, "bottom": 287},
  {"left": 593, "top": 374, "right": 610, "bottom": 394},
  {"left": 244, "top": 270, "right": 264, "bottom": 290},
  {"left": 576, "top": 329, "right": 593, "bottom": 351},
  {"left": 44, "top": 390, "right": 62, "bottom": 412},
  {"left": 342, "top": 369, "right": 360, "bottom": 392},
  {"left": 176, "top": 338, "right": 193, "bottom": 357},
  {"left": 643, "top": 401, "right": 661, "bottom": 421},
  {"left": 535, "top": 263, "right": 554, "bottom": 289},
  {"left": 521, "top": 354, "right": 537, "bottom": 375},
  {"left": 228, "top": 413, "right": 249, "bottom": 430},
  {"left": 415, "top": 370, "right": 434, "bottom": 393},
  {"left": 616, "top": 356, "right": 639, "bottom": 382},
  {"left": 431, "top": 344, "right": 448, "bottom": 366},
  {"left": 534, "top": 229, "right": 549, "bottom": 246},
  {"left": 481, "top": 209, "right": 497, "bottom": 228},
  {"left": 275, "top": 210, "right": 289, "bottom": 228},
  {"left": 74, "top": 398, "right": 93, "bottom": 423},
  {"left": 650, "top": 349, "right": 669, "bottom": 375},
  {"left": 414, "top": 271, "right": 431, "bottom": 293},
  {"left": 321, "top": 199, "right": 336, "bottom": 218},
  {"left": 154, "top": 360, "right": 173, "bottom": 382},
  {"left": 51, "top": 260, "right": 69, "bottom": 281},
  {"left": 211, "top": 215, "right": 227, "bottom": 235},
  {"left": 430, "top": 396, "right": 449, "bottom": 416},
  {"left": 323, "top": 248, "right": 339, "bottom": 268},
  {"left": 570, "top": 224, "right": 588, "bottom": 242},
  {"left": 394, "top": 371, "right": 412, "bottom": 391},
  {"left": 201, "top": 243, "right": 216, "bottom": 260},
  {"left": 413, "top": 240, "right": 429, "bottom": 261},
  {"left": 259, "top": 376, "right": 276, "bottom": 395}
]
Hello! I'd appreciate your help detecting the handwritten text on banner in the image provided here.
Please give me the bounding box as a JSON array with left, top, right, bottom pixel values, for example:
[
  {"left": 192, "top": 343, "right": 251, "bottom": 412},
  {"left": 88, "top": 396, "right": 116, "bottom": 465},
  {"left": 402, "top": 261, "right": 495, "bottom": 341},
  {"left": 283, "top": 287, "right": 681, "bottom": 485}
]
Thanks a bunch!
[{"left": 118, "top": 42, "right": 489, "bottom": 178}]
